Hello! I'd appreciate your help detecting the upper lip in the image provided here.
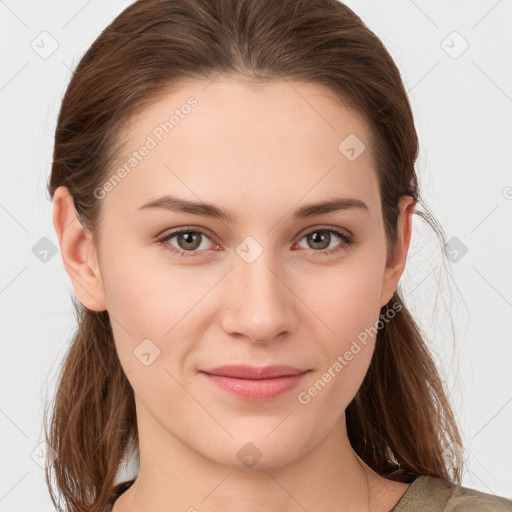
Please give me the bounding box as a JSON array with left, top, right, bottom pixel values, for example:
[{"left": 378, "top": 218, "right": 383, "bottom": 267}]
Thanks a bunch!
[{"left": 200, "top": 365, "right": 310, "bottom": 379}]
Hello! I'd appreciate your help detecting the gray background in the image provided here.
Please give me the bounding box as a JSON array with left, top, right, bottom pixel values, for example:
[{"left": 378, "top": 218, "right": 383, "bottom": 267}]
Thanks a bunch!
[{"left": 1, "top": 0, "right": 511, "bottom": 509}]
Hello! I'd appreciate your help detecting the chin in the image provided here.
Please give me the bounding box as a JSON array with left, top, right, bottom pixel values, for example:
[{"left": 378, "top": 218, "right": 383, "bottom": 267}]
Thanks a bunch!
[{"left": 199, "top": 434, "right": 307, "bottom": 471}]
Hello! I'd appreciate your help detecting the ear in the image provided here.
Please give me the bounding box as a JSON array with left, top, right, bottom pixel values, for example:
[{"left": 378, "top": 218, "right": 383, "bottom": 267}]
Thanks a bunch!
[
  {"left": 52, "top": 186, "right": 107, "bottom": 311},
  {"left": 380, "top": 195, "right": 416, "bottom": 307}
]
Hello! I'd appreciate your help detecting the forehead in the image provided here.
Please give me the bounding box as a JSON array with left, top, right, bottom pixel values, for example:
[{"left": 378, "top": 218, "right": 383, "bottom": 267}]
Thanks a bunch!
[{"left": 104, "top": 77, "right": 380, "bottom": 220}]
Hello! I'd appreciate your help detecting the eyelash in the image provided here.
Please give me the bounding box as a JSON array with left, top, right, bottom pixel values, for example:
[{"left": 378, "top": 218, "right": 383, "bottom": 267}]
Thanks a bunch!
[{"left": 155, "top": 225, "right": 356, "bottom": 259}]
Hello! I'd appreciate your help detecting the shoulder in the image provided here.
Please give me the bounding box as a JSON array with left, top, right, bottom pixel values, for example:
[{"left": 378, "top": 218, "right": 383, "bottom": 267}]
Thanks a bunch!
[{"left": 392, "top": 475, "right": 512, "bottom": 511}]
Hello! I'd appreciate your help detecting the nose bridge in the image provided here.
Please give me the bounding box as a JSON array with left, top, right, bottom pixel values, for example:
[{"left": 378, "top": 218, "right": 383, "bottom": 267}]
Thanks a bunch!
[{"left": 222, "top": 240, "right": 296, "bottom": 342}]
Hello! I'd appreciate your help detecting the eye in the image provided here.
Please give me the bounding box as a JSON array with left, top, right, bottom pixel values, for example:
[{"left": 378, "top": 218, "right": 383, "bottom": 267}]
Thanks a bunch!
[
  {"left": 156, "top": 228, "right": 220, "bottom": 258},
  {"left": 295, "top": 227, "right": 355, "bottom": 256}
]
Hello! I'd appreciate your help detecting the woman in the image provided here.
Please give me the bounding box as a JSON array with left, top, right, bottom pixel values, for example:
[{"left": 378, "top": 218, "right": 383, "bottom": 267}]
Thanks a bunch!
[{"left": 45, "top": 0, "right": 512, "bottom": 510}]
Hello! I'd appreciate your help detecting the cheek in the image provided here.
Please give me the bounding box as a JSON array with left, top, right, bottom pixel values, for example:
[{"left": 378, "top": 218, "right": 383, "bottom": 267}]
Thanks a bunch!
[
  {"left": 294, "top": 291, "right": 379, "bottom": 431},
  {"left": 100, "top": 241, "right": 208, "bottom": 335},
  {"left": 298, "top": 253, "right": 384, "bottom": 400},
  {"left": 306, "top": 251, "right": 385, "bottom": 347},
  {"left": 99, "top": 241, "right": 225, "bottom": 378}
]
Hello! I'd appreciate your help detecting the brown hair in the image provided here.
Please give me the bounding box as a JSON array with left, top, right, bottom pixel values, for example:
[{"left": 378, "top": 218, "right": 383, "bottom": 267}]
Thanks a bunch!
[{"left": 45, "top": 0, "right": 464, "bottom": 510}]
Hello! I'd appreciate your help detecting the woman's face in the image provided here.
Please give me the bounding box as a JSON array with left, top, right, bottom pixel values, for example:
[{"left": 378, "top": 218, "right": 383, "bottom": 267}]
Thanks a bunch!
[{"left": 72, "top": 77, "right": 413, "bottom": 468}]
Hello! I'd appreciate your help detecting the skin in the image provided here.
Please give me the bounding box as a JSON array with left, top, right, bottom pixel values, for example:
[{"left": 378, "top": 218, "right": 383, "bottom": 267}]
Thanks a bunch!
[{"left": 52, "top": 77, "right": 416, "bottom": 512}]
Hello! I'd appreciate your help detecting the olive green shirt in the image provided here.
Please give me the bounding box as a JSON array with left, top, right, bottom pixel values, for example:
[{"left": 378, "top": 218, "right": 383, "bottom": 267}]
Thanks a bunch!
[
  {"left": 391, "top": 475, "right": 512, "bottom": 511},
  {"left": 105, "top": 475, "right": 512, "bottom": 511}
]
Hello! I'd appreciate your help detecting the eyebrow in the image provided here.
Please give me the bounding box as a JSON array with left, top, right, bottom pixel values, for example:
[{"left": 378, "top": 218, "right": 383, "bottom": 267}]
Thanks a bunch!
[{"left": 137, "top": 195, "right": 369, "bottom": 222}]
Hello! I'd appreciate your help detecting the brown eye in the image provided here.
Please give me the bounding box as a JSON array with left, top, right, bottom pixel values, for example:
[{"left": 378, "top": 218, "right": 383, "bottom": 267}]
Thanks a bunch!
[
  {"left": 156, "top": 228, "right": 219, "bottom": 257},
  {"left": 296, "top": 227, "right": 355, "bottom": 257},
  {"left": 305, "top": 230, "right": 332, "bottom": 250},
  {"left": 176, "top": 231, "right": 202, "bottom": 251}
]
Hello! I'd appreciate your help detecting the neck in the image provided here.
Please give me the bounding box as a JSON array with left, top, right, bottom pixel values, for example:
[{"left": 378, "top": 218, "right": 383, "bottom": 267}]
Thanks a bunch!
[{"left": 114, "top": 397, "right": 403, "bottom": 512}]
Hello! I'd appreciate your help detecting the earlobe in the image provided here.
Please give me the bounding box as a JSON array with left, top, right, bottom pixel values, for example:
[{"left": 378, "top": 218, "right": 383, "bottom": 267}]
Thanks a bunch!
[
  {"left": 52, "top": 186, "right": 107, "bottom": 312},
  {"left": 379, "top": 195, "right": 416, "bottom": 307}
]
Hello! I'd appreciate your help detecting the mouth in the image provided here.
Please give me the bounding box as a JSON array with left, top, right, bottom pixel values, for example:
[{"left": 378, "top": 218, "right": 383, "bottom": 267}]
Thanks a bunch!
[
  {"left": 201, "top": 364, "right": 310, "bottom": 379},
  {"left": 199, "top": 365, "right": 311, "bottom": 400}
]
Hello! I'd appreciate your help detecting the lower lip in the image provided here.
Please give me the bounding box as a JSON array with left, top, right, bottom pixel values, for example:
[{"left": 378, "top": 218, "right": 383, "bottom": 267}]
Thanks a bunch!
[{"left": 201, "top": 371, "right": 309, "bottom": 400}]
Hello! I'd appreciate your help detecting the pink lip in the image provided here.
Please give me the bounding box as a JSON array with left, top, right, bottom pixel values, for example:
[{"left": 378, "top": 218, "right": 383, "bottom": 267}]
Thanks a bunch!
[{"left": 200, "top": 365, "right": 311, "bottom": 401}]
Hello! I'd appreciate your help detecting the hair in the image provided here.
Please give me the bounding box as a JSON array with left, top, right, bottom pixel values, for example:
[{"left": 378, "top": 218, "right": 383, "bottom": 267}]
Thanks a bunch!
[{"left": 44, "top": 0, "right": 465, "bottom": 510}]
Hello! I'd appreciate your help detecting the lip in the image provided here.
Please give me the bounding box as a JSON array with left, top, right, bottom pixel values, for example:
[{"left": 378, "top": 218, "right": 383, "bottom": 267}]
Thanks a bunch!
[
  {"left": 200, "top": 365, "right": 311, "bottom": 401},
  {"left": 201, "top": 365, "right": 310, "bottom": 379}
]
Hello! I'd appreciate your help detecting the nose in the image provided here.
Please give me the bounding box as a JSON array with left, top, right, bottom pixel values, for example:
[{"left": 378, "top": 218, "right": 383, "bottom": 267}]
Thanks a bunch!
[{"left": 220, "top": 248, "right": 298, "bottom": 344}]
